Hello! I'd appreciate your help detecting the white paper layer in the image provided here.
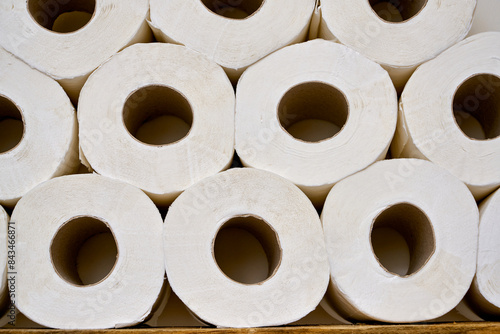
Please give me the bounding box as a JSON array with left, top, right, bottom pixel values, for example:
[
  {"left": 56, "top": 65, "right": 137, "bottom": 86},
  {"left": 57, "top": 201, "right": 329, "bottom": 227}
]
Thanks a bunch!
[
  {"left": 235, "top": 39, "right": 397, "bottom": 206},
  {"left": 322, "top": 159, "right": 478, "bottom": 323},
  {"left": 11, "top": 174, "right": 165, "bottom": 329},
  {"left": 467, "top": 187, "right": 500, "bottom": 319},
  {"left": 149, "top": 0, "right": 316, "bottom": 82},
  {"left": 392, "top": 32, "right": 500, "bottom": 200},
  {"left": 78, "top": 43, "right": 235, "bottom": 207},
  {"left": 0, "top": 0, "right": 152, "bottom": 102},
  {"left": 164, "top": 168, "right": 329, "bottom": 327},
  {"left": 319, "top": 0, "right": 476, "bottom": 92}
]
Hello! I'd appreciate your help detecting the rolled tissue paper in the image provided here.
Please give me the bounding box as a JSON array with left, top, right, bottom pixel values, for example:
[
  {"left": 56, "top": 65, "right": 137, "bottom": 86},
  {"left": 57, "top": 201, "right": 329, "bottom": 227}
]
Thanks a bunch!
[
  {"left": 11, "top": 174, "right": 165, "bottom": 329},
  {"left": 0, "top": 0, "right": 152, "bottom": 102},
  {"left": 164, "top": 168, "right": 329, "bottom": 327},
  {"left": 236, "top": 39, "right": 397, "bottom": 206},
  {"left": 78, "top": 43, "right": 235, "bottom": 207},
  {"left": 467, "top": 187, "right": 500, "bottom": 320},
  {"left": 149, "top": 0, "right": 316, "bottom": 82},
  {"left": 321, "top": 159, "right": 478, "bottom": 323},
  {"left": 392, "top": 32, "right": 500, "bottom": 200},
  {"left": 318, "top": 0, "right": 476, "bottom": 91},
  {"left": 0, "top": 47, "right": 78, "bottom": 208}
]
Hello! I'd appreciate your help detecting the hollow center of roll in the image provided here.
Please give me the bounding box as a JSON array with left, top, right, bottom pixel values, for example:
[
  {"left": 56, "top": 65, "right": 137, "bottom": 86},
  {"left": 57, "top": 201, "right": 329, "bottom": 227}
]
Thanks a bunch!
[
  {"left": 28, "top": 0, "right": 96, "bottom": 33},
  {"left": 50, "top": 216, "right": 118, "bottom": 286},
  {"left": 370, "top": 203, "right": 435, "bottom": 277},
  {"left": 200, "top": 0, "right": 265, "bottom": 19},
  {"left": 213, "top": 215, "right": 282, "bottom": 285},
  {"left": 123, "top": 85, "right": 193, "bottom": 146},
  {"left": 0, "top": 95, "right": 25, "bottom": 154},
  {"left": 453, "top": 74, "right": 500, "bottom": 140},
  {"left": 278, "top": 82, "right": 349, "bottom": 143},
  {"left": 369, "top": 0, "right": 428, "bottom": 23}
]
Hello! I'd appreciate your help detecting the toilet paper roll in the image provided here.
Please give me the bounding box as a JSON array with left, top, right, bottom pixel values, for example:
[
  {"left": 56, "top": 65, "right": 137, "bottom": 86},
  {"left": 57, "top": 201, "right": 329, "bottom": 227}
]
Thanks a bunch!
[
  {"left": 235, "top": 39, "right": 397, "bottom": 206},
  {"left": 11, "top": 174, "right": 165, "bottom": 329},
  {"left": 78, "top": 43, "right": 235, "bottom": 207},
  {"left": 392, "top": 32, "right": 500, "bottom": 200},
  {"left": 322, "top": 159, "right": 478, "bottom": 323},
  {"left": 149, "top": 0, "right": 316, "bottom": 83},
  {"left": 318, "top": 0, "right": 476, "bottom": 92},
  {"left": 468, "top": 0, "right": 500, "bottom": 36},
  {"left": 0, "top": 206, "right": 9, "bottom": 318},
  {"left": 0, "top": 47, "right": 78, "bottom": 208},
  {"left": 467, "top": 187, "right": 500, "bottom": 319},
  {"left": 164, "top": 168, "right": 329, "bottom": 327},
  {"left": 0, "top": 0, "right": 152, "bottom": 103}
]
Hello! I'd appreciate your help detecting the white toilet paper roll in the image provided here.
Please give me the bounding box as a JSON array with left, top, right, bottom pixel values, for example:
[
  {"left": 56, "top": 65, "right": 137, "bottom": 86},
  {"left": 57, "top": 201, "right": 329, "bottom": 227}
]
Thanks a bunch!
[
  {"left": 11, "top": 174, "right": 165, "bottom": 329},
  {"left": 318, "top": 0, "right": 476, "bottom": 92},
  {"left": 322, "top": 159, "right": 478, "bottom": 323},
  {"left": 235, "top": 39, "right": 397, "bottom": 206},
  {"left": 467, "top": 187, "right": 500, "bottom": 319},
  {"left": 0, "top": 206, "right": 9, "bottom": 318},
  {"left": 164, "top": 168, "right": 329, "bottom": 327},
  {"left": 0, "top": 47, "right": 78, "bottom": 208},
  {"left": 149, "top": 0, "right": 316, "bottom": 82},
  {"left": 0, "top": 0, "right": 152, "bottom": 103},
  {"left": 78, "top": 43, "right": 235, "bottom": 207},
  {"left": 392, "top": 32, "right": 500, "bottom": 200}
]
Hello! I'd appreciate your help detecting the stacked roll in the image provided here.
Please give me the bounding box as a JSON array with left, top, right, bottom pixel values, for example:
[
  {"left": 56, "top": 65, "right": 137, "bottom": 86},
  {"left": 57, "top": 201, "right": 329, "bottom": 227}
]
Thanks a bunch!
[
  {"left": 322, "top": 159, "right": 478, "bottom": 323},
  {"left": 11, "top": 174, "right": 165, "bottom": 329},
  {"left": 318, "top": 0, "right": 476, "bottom": 91},
  {"left": 0, "top": 46, "right": 78, "bottom": 208},
  {"left": 236, "top": 39, "right": 397, "bottom": 206},
  {"left": 392, "top": 32, "right": 500, "bottom": 200},
  {"left": 149, "top": 0, "right": 316, "bottom": 83},
  {"left": 78, "top": 43, "right": 235, "bottom": 207},
  {"left": 0, "top": 0, "right": 152, "bottom": 102},
  {"left": 163, "top": 168, "right": 330, "bottom": 327},
  {"left": 467, "top": 188, "right": 500, "bottom": 320}
]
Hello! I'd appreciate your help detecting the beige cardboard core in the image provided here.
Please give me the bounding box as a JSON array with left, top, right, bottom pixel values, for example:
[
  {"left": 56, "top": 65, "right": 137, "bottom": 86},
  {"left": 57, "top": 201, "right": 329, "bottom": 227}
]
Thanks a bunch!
[
  {"left": 369, "top": 0, "right": 428, "bottom": 23},
  {"left": 453, "top": 74, "right": 500, "bottom": 140},
  {"left": 123, "top": 85, "right": 193, "bottom": 146},
  {"left": 213, "top": 215, "right": 282, "bottom": 285},
  {"left": 200, "top": 0, "right": 265, "bottom": 19},
  {"left": 370, "top": 203, "right": 435, "bottom": 277},
  {"left": 28, "top": 0, "right": 96, "bottom": 33},
  {"left": 0, "top": 95, "right": 24, "bottom": 154},
  {"left": 50, "top": 216, "right": 118, "bottom": 286},
  {"left": 278, "top": 82, "right": 349, "bottom": 143}
]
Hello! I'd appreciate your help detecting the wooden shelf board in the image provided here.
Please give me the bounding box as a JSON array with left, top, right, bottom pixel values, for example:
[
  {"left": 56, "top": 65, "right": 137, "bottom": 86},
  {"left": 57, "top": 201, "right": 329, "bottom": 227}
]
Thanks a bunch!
[{"left": 1, "top": 322, "right": 500, "bottom": 334}]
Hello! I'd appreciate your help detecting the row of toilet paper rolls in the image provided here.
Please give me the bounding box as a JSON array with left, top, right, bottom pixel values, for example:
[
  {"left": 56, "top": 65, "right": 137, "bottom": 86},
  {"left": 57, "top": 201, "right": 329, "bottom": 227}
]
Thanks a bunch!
[
  {"left": 1, "top": 32, "right": 500, "bottom": 208},
  {"left": 0, "top": 0, "right": 490, "bottom": 103},
  {"left": 0, "top": 160, "right": 498, "bottom": 328},
  {"left": 0, "top": 0, "right": 499, "bottom": 329}
]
